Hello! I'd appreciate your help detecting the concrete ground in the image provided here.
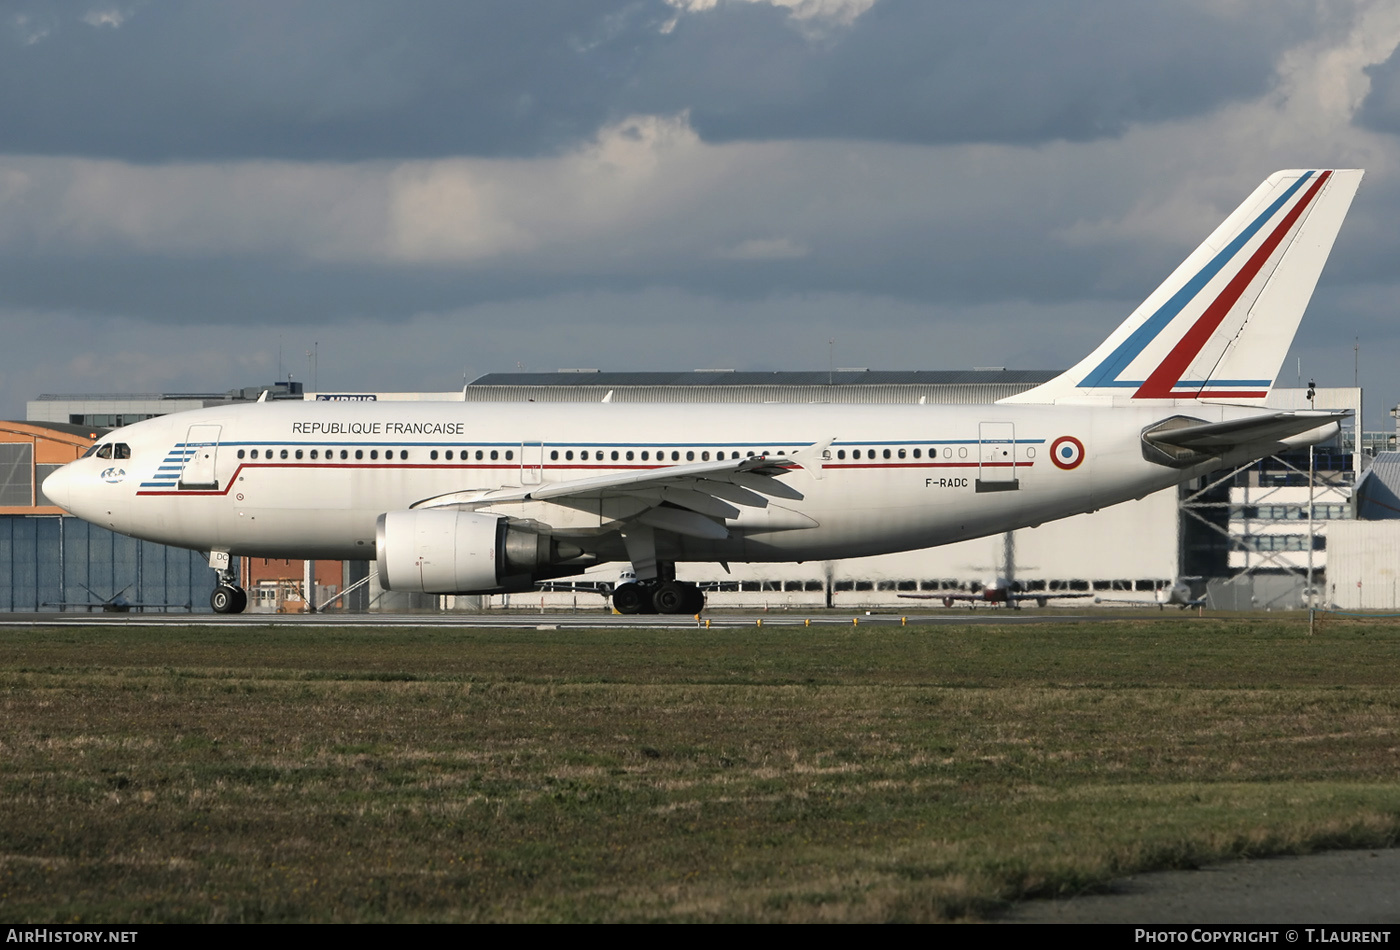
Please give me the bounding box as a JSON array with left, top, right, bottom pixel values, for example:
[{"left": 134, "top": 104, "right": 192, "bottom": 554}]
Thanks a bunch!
[{"left": 1000, "top": 848, "right": 1400, "bottom": 924}]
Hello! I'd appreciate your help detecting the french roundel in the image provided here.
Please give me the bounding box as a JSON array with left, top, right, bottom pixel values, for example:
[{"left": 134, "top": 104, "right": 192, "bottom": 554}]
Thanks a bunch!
[{"left": 1050, "top": 436, "right": 1085, "bottom": 470}]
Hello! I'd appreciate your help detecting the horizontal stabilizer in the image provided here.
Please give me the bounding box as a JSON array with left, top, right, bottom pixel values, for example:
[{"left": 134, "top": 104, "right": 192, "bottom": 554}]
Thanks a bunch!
[{"left": 1142, "top": 411, "right": 1345, "bottom": 466}]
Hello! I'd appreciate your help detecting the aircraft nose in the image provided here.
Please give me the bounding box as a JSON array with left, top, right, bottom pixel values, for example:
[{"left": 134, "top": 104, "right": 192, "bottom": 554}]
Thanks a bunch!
[{"left": 42, "top": 464, "right": 73, "bottom": 512}]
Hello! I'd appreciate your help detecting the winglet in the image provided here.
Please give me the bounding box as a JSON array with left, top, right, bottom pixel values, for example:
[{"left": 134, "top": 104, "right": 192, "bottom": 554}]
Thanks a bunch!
[{"left": 787, "top": 437, "right": 835, "bottom": 481}]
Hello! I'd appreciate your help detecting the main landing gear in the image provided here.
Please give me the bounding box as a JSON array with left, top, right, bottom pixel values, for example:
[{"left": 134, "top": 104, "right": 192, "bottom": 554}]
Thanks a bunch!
[{"left": 612, "top": 568, "right": 706, "bottom": 615}]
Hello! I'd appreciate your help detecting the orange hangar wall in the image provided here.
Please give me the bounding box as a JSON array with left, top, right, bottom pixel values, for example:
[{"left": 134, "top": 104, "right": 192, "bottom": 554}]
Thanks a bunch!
[{"left": 0, "top": 421, "right": 105, "bottom": 514}]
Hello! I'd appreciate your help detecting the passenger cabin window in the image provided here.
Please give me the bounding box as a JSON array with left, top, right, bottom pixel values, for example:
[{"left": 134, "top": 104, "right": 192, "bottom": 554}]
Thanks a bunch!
[{"left": 237, "top": 449, "right": 246, "bottom": 459}]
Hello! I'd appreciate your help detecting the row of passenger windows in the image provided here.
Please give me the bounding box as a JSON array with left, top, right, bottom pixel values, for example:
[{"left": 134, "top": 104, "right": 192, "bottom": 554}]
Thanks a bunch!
[
  {"left": 548, "top": 448, "right": 784, "bottom": 462},
  {"left": 834, "top": 446, "right": 1037, "bottom": 460},
  {"left": 237, "top": 448, "right": 440, "bottom": 461},
  {"left": 838, "top": 447, "right": 952, "bottom": 460},
  {"left": 228, "top": 445, "right": 1020, "bottom": 463}
]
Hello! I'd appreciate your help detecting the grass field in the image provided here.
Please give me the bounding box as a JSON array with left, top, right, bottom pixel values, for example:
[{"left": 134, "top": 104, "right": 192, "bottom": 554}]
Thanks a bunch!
[{"left": 1, "top": 615, "right": 1398, "bottom": 922}]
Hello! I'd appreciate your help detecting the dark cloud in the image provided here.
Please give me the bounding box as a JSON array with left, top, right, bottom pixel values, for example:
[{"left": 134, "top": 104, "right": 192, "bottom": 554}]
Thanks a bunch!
[
  {"left": 0, "top": 0, "right": 1316, "bottom": 162},
  {"left": 633, "top": 0, "right": 1315, "bottom": 146},
  {"left": 1358, "top": 45, "right": 1400, "bottom": 136},
  {"left": 0, "top": 0, "right": 672, "bottom": 161},
  {"left": 0, "top": 211, "right": 1117, "bottom": 329}
]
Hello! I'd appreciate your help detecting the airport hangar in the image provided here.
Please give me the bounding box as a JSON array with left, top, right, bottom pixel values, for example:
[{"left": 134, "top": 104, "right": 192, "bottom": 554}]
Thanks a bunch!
[{"left": 3, "top": 371, "right": 1368, "bottom": 613}]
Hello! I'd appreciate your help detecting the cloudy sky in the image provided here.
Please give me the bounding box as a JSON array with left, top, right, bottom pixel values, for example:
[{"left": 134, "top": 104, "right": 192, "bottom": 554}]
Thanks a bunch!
[{"left": 3, "top": 0, "right": 1400, "bottom": 427}]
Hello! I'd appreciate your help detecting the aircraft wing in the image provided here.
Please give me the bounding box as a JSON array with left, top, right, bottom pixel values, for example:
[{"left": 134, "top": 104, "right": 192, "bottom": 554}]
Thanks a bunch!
[
  {"left": 411, "top": 441, "right": 832, "bottom": 540},
  {"left": 897, "top": 592, "right": 980, "bottom": 601},
  {"left": 1007, "top": 591, "right": 1094, "bottom": 603}
]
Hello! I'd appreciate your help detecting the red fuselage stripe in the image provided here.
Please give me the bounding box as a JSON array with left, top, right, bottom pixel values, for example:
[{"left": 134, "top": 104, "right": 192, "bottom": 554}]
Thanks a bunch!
[{"left": 133, "top": 459, "right": 1038, "bottom": 495}]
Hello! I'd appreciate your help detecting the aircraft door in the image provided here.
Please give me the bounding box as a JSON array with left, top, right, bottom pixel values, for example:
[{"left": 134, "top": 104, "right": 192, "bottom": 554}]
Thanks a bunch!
[
  {"left": 976, "top": 422, "right": 1018, "bottom": 493},
  {"left": 179, "top": 424, "right": 222, "bottom": 491},
  {"left": 521, "top": 442, "right": 544, "bottom": 485}
]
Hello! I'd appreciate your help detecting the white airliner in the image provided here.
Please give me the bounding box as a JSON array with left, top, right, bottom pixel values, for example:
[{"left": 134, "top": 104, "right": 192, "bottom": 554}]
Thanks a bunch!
[
  {"left": 1095, "top": 577, "right": 1207, "bottom": 610},
  {"left": 42, "top": 170, "right": 1362, "bottom": 615}
]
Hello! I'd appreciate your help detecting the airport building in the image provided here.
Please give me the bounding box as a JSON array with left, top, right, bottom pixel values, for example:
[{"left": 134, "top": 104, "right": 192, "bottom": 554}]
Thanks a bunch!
[
  {"left": 0, "top": 372, "right": 1364, "bottom": 612},
  {"left": 26, "top": 381, "right": 306, "bottom": 429}
]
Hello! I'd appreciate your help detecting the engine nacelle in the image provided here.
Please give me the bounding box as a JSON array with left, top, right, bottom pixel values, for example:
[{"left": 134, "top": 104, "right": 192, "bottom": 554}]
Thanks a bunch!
[{"left": 375, "top": 509, "right": 583, "bottom": 594}]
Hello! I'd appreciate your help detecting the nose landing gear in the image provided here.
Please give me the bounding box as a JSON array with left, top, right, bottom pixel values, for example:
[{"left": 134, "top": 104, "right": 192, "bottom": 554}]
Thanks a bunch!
[
  {"left": 208, "top": 554, "right": 248, "bottom": 614},
  {"left": 211, "top": 584, "right": 248, "bottom": 614}
]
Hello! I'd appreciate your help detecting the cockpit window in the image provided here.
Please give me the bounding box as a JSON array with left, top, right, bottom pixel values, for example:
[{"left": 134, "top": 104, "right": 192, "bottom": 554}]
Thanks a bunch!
[
  {"left": 95, "top": 444, "right": 113, "bottom": 460},
  {"left": 114, "top": 443, "right": 131, "bottom": 459},
  {"left": 81, "top": 444, "right": 102, "bottom": 459}
]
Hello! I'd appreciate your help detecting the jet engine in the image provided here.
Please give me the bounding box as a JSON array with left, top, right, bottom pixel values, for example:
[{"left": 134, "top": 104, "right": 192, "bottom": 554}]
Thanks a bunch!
[{"left": 375, "top": 509, "right": 585, "bottom": 594}]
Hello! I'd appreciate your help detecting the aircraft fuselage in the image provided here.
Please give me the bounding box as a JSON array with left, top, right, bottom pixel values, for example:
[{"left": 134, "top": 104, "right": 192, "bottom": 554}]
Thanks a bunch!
[{"left": 44, "top": 398, "right": 1277, "bottom": 568}]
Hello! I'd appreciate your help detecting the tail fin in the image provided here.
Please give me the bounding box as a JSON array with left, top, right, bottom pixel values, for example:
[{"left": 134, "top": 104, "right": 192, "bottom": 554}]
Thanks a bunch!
[{"left": 1002, "top": 169, "right": 1363, "bottom": 406}]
